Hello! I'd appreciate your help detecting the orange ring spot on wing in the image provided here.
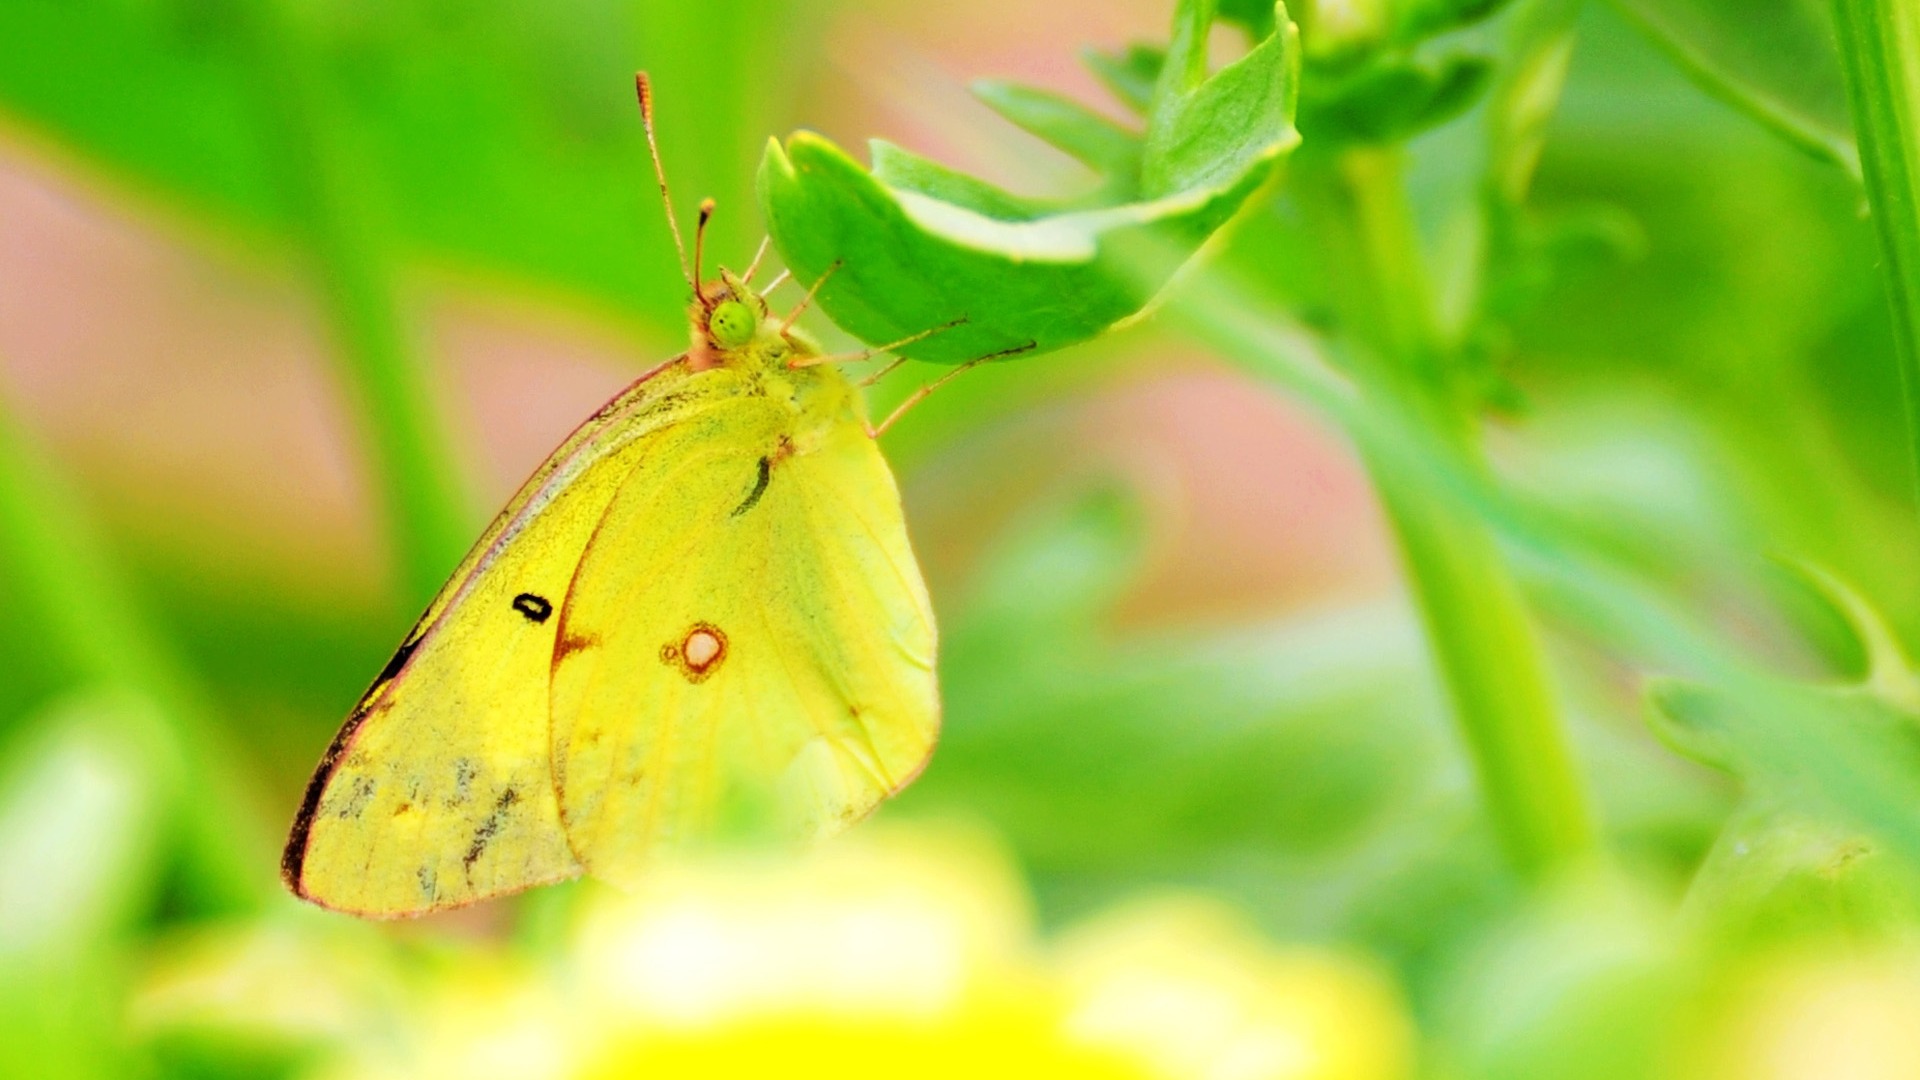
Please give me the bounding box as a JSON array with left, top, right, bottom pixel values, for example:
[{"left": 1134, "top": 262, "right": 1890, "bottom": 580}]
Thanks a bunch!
[{"left": 661, "top": 621, "right": 728, "bottom": 683}]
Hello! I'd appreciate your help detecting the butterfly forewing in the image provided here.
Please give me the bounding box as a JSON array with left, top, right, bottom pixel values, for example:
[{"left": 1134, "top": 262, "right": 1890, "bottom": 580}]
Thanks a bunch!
[{"left": 284, "top": 362, "right": 691, "bottom": 916}]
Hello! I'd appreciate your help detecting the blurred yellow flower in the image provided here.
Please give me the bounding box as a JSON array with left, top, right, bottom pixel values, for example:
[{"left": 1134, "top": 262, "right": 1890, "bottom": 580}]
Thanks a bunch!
[
  {"left": 1055, "top": 900, "right": 1412, "bottom": 1080},
  {"left": 137, "top": 826, "right": 1413, "bottom": 1080}
]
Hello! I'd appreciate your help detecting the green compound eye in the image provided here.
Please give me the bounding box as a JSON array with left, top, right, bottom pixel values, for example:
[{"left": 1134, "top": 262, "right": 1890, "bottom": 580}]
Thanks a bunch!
[{"left": 708, "top": 300, "right": 758, "bottom": 349}]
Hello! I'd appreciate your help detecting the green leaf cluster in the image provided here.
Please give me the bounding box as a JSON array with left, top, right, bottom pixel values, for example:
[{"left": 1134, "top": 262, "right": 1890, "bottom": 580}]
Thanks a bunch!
[{"left": 759, "top": 0, "right": 1301, "bottom": 364}]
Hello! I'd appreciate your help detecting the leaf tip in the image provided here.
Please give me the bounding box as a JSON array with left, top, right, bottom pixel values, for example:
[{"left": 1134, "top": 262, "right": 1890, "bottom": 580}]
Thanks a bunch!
[
  {"left": 970, "top": 77, "right": 1012, "bottom": 101},
  {"left": 1644, "top": 676, "right": 1736, "bottom": 771},
  {"left": 760, "top": 134, "right": 796, "bottom": 179}
]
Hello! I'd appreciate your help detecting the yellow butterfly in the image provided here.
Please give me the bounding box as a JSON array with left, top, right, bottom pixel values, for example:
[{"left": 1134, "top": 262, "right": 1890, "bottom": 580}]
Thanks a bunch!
[{"left": 282, "top": 75, "right": 960, "bottom": 918}]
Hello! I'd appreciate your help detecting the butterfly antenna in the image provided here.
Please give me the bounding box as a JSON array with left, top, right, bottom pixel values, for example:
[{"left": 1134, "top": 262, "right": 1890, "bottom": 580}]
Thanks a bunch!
[
  {"left": 693, "top": 198, "right": 716, "bottom": 299},
  {"left": 635, "top": 72, "right": 695, "bottom": 295},
  {"left": 741, "top": 235, "right": 772, "bottom": 284}
]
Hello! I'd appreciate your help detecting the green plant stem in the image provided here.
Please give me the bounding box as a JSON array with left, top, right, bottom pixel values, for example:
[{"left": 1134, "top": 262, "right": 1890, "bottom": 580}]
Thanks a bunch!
[
  {"left": 1321, "top": 145, "right": 1598, "bottom": 879},
  {"left": 1363, "top": 433, "right": 1596, "bottom": 877},
  {"left": 1831, "top": 0, "right": 1920, "bottom": 512},
  {"left": 243, "top": 2, "right": 472, "bottom": 610},
  {"left": 1609, "top": 0, "right": 1860, "bottom": 178},
  {"left": 0, "top": 400, "right": 272, "bottom": 912}
]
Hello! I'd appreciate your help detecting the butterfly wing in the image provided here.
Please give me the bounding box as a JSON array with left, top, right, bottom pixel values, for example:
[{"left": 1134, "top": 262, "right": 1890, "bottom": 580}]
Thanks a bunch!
[
  {"left": 284, "top": 360, "right": 694, "bottom": 917},
  {"left": 549, "top": 395, "right": 939, "bottom": 885}
]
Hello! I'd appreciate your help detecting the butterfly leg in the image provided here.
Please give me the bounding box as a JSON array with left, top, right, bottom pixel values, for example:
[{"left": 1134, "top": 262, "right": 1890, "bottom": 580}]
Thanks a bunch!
[
  {"left": 776, "top": 262, "right": 842, "bottom": 333},
  {"left": 859, "top": 356, "right": 909, "bottom": 388},
  {"left": 865, "top": 340, "right": 1037, "bottom": 439},
  {"left": 787, "top": 318, "right": 967, "bottom": 370}
]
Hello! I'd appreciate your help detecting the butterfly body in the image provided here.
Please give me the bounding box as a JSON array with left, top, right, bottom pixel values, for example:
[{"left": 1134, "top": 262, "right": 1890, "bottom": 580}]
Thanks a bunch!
[{"left": 283, "top": 268, "right": 939, "bottom": 917}]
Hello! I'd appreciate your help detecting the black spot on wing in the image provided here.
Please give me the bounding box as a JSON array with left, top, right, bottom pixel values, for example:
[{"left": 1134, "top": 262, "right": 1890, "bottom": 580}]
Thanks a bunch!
[
  {"left": 446, "top": 758, "right": 476, "bottom": 807},
  {"left": 372, "top": 633, "right": 423, "bottom": 691},
  {"left": 462, "top": 788, "right": 520, "bottom": 875},
  {"left": 731, "top": 456, "right": 772, "bottom": 517},
  {"left": 333, "top": 775, "right": 377, "bottom": 820},
  {"left": 512, "top": 593, "right": 553, "bottom": 623}
]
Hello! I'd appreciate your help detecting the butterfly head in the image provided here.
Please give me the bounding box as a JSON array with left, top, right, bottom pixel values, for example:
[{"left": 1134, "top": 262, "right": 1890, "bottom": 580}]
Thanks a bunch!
[
  {"left": 688, "top": 268, "right": 786, "bottom": 372},
  {"left": 632, "top": 74, "right": 809, "bottom": 375},
  {"left": 708, "top": 296, "right": 758, "bottom": 350},
  {"left": 699, "top": 269, "right": 765, "bottom": 350}
]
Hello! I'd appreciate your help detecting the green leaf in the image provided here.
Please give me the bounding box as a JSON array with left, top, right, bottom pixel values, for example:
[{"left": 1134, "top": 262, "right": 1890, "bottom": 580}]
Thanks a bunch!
[
  {"left": 1081, "top": 43, "right": 1167, "bottom": 114},
  {"left": 1645, "top": 568, "right": 1920, "bottom": 863},
  {"left": 1645, "top": 675, "right": 1920, "bottom": 827},
  {"left": 868, "top": 142, "right": 1055, "bottom": 219},
  {"left": 757, "top": 0, "right": 1302, "bottom": 363},
  {"left": 971, "top": 80, "right": 1143, "bottom": 185},
  {"left": 1651, "top": 569, "right": 1920, "bottom": 944},
  {"left": 1146, "top": 0, "right": 1298, "bottom": 197},
  {"left": 1609, "top": 0, "right": 1861, "bottom": 176}
]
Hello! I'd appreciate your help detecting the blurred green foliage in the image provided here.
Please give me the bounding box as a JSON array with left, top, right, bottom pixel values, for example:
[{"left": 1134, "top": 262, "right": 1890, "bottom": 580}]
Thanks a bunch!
[
  {"left": 0, "top": 0, "right": 801, "bottom": 325},
  {"left": 4, "top": 0, "right": 1920, "bottom": 1076}
]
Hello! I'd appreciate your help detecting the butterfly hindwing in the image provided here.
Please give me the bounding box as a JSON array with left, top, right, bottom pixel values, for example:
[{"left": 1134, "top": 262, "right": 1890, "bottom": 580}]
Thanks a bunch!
[{"left": 549, "top": 394, "right": 939, "bottom": 885}]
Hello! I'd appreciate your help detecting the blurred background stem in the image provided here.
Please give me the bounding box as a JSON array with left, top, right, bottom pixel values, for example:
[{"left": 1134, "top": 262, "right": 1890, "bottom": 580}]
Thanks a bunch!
[
  {"left": 1303, "top": 139, "right": 1598, "bottom": 881},
  {"left": 0, "top": 397, "right": 272, "bottom": 913},
  {"left": 1361, "top": 430, "right": 1596, "bottom": 879},
  {"left": 1607, "top": 0, "right": 1861, "bottom": 178},
  {"left": 242, "top": 0, "right": 473, "bottom": 612},
  {"left": 1831, "top": 0, "right": 1920, "bottom": 510},
  {"left": 1484, "top": 0, "right": 1584, "bottom": 246}
]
